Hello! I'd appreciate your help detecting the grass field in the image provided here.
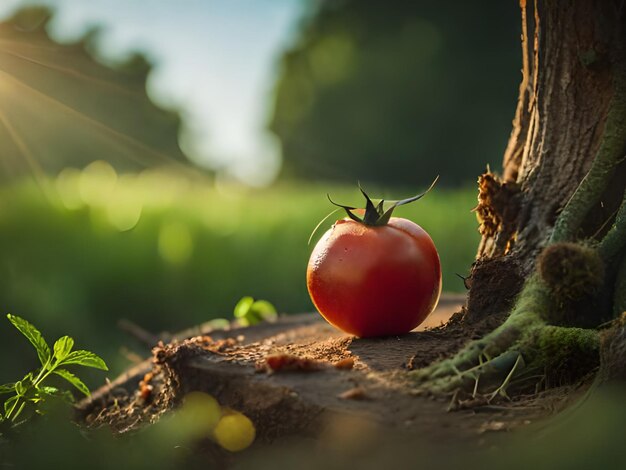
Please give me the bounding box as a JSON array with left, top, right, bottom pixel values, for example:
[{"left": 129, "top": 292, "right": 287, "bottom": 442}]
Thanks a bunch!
[{"left": 0, "top": 165, "right": 480, "bottom": 378}]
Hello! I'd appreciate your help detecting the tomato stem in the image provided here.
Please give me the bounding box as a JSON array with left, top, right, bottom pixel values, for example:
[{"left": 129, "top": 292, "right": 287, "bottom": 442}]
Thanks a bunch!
[{"left": 328, "top": 176, "right": 439, "bottom": 226}]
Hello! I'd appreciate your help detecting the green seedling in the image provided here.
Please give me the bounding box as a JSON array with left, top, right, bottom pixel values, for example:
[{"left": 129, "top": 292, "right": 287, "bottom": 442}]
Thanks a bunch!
[
  {"left": 233, "top": 297, "right": 277, "bottom": 327},
  {"left": 0, "top": 314, "right": 108, "bottom": 425}
]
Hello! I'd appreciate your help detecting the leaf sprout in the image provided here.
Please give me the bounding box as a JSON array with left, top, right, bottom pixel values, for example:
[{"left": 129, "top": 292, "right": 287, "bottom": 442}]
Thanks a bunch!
[{"left": 0, "top": 314, "right": 108, "bottom": 427}]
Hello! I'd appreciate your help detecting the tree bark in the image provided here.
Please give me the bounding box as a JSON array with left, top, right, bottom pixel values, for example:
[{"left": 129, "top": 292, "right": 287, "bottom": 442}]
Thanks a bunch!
[
  {"left": 413, "top": 0, "right": 626, "bottom": 399},
  {"left": 466, "top": 0, "right": 626, "bottom": 324}
]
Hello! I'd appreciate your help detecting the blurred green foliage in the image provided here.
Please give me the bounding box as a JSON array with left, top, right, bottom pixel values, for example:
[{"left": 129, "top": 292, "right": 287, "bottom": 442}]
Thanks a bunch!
[
  {"left": 0, "top": 167, "right": 478, "bottom": 381},
  {"left": 270, "top": 0, "right": 520, "bottom": 186},
  {"left": 0, "top": 6, "right": 188, "bottom": 181}
]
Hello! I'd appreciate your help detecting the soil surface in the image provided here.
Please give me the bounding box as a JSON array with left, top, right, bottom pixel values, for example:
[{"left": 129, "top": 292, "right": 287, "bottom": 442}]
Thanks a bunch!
[{"left": 77, "top": 295, "right": 580, "bottom": 464}]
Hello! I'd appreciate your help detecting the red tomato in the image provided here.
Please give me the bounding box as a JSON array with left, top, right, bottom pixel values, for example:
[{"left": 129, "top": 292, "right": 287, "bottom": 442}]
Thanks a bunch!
[{"left": 307, "top": 184, "right": 441, "bottom": 338}]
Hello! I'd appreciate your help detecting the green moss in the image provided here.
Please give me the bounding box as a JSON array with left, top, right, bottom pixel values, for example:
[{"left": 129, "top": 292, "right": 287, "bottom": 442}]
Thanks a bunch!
[
  {"left": 530, "top": 326, "right": 600, "bottom": 386},
  {"left": 537, "top": 242, "right": 604, "bottom": 300},
  {"left": 411, "top": 278, "right": 548, "bottom": 391},
  {"left": 507, "top": 276, "right": 550, "bottom": 320},
  {"left": 536, "top": 242, "right": 605, "bottom": 326},
  {"left": 413, "top": 269, "right": 602, "bottom": 395}
]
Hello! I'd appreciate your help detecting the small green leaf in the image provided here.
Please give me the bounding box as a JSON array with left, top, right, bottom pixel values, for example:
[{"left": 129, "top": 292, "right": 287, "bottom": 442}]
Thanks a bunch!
[
  {"left": 11, "top": 401, "right": 26, "bottom": 421},
  {"left": 233, "top": 296, "right": 254, "bottom": 318},
  {"left": 53, "top": 369, "right": 90, "bottom": 397},
  {"left": 34, "top": 387, "right": 73, "bottom": 407},
  {"left": 206, "top": 318, "right": 230, "bottom": 330},
  {"left": 251, "top": 300, "right": 277, "bottom": 321},
  {"left": 6, "top": 314, "right": 50, "bottom": 366},
  {"left": 21, "top": 372, "right": 34, "bottom": 386},
  {"left": 38, "top": 386, "right": 60, "bottom": 395},
  {"left": 60, "top": 350, "right": 108, "bottom": 371},
  {"left": 0, "top": 384, "right": 15, "bottom": 395},
  {"left": 234, "top": 297, "right": 278, "bottom": 326},
  {"left": 14, "top": 381, "right": 26, "bottom": 396},
  {"left": 53, "top": 336, "right": 74, "bottom": 363},
  {"left": 3, "top": 396, "right": 18, "bottom": 418}
]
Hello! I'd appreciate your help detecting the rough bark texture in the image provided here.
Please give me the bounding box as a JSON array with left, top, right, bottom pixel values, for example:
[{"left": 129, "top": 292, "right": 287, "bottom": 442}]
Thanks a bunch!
[{"left": 466, "top": 0, "right": 626, "bottom": 324}]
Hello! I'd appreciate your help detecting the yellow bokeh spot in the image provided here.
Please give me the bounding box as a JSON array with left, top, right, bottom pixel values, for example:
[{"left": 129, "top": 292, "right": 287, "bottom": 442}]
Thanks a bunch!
[
  {"left": 55, "top": 168, "right": 84, "bottom": 210},
  {"left": 79, "top": 160, "right": 117, "bottom": 207},
  {"left": 105, "top": 174, "right": 143, "bottom": 231},
  {"left": 137, "top": 169, "right": 181, "bottom": 207},
  {"left": 153, "top": 392, "right": 222, "bottom": 445},
  {"left": 158, "top": 221, "right": 193, "bottom": 265},
  {"left": 212, "top": 410, "right": 256, "bottom": 452},
  {"left": 176, "top": 392, "right": 222, "bottom": 439},
  {"left": 106, "top": 200, "right": 142, "bottom": 232}
]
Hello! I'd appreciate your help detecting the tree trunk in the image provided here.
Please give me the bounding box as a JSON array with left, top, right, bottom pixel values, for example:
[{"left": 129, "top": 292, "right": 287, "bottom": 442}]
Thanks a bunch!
[
  {"left": 415, "top": 0, "right": 626, "bottom": 396},
  {"left": 465, "top": 0, "right": 626, "bottom": 324}
]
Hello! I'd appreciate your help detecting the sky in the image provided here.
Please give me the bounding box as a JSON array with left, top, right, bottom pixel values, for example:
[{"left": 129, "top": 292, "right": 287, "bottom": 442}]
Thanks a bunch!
[{"left": 0, "top": 0, "right": 304, "bottom": 185}]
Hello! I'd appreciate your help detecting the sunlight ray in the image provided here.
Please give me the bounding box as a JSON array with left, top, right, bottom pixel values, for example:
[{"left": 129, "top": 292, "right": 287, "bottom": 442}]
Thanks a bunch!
[
  {"left": 0, "top": 66, "right": 192, "bottom": 172},
  {"left": 0, "top": 135, "right": 20, "bottom": 178},
  {"left": 0, "top": 47, "right": 143, "bottom": 97},
  {"left": 0, "top": 107, "right": 48, "bottom": 191},
  {"left": 0, "top": 38, "right": 63, "bottom": 53}
]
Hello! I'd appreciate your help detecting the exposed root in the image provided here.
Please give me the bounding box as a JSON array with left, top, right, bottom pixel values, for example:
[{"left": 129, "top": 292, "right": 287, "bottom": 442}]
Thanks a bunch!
[
  {"left": 412, "top": 278, "right": 600, "bottom": 402},
  {"left": 412, "top": 278, "right": 547, "bottom": 395}
]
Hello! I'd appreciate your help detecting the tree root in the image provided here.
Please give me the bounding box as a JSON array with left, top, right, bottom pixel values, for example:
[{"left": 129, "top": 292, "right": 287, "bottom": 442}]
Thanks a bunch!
[
  {"left": 412, "top": 278, "right": 600, "bottom": 401},
  {"left": 412, "top": 278, "right": 546, "bottom": 394}
]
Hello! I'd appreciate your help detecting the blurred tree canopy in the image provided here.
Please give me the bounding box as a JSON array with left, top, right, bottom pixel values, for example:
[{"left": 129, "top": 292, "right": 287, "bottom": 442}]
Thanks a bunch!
[
  {"left": 0, "top": 6, "right": 189, "bottom": 181},
  {"left": 269, "top": 0, "right": 521, "bottom": 186}
]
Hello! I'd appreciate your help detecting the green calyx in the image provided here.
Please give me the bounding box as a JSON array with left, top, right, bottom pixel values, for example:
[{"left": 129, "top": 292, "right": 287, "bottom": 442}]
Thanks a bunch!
[{"left": 328, "top": 176, "right": 439, "bottom": 227}]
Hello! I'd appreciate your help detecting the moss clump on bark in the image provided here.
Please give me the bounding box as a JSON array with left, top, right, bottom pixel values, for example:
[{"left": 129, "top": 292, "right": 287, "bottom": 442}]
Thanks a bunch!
[
  {"left": 536, "top": 242, "right": 606, "bottom": 327},
  {"left": 537, "top": 243, "right": 604, "bottom": 301},
  {"left": 528, "top": 326, "right": 600, "bottom": 386}
]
